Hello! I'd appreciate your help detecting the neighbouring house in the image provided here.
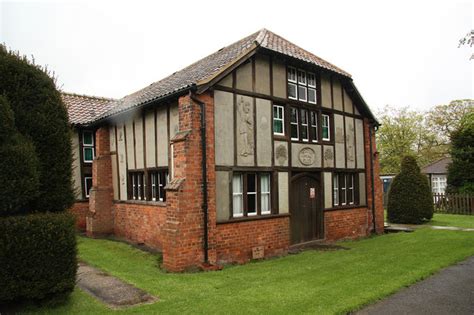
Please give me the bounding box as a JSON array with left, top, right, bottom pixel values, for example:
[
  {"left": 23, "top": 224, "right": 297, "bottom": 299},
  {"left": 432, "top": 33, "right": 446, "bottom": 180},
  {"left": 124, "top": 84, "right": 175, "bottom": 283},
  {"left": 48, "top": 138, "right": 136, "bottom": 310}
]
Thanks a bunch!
[
  {"left": 64, "top": 29, "right": 384, "bottom": 272},
  {"left": 421, "top": 157, "right": 451, "bottom": 195}
]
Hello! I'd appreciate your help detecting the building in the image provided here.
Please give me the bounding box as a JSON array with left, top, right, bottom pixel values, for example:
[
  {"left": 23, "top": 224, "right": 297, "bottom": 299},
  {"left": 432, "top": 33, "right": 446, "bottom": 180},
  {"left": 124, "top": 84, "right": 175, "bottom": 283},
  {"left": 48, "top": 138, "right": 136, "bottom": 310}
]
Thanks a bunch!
[
  {"left": 65, "top": 29, "right": 384, "bottom": 272},
  {"left": 421, "top": 157, "right": 451, "bottom": 194}
]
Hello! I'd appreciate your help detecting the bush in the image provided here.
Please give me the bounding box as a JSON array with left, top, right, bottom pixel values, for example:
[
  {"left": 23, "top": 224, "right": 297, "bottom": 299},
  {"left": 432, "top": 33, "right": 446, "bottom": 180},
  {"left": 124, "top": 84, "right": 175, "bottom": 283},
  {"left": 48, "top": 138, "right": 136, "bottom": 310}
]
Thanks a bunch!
[
  {"left": 447, "top": 111, "right": 474, "bottom": 193},
  {"left": 0, "top": 212, "right": 77, "bottom": 302},
  {"left": 387, "top": 156, "right": 434, "bottom": 224},
  {"left": 0, "top": 45, "right": 74, "bottom": 213},
  {"left": 0, "top": 96, "right": 40, "bottom": 216}
]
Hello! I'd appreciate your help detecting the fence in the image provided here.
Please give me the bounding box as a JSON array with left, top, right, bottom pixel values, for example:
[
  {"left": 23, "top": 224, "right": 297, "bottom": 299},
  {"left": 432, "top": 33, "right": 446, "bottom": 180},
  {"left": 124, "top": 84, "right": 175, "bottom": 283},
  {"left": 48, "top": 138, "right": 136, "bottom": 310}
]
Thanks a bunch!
[{"left": 433, "top": 193, "right": 474, "bottom": 215}]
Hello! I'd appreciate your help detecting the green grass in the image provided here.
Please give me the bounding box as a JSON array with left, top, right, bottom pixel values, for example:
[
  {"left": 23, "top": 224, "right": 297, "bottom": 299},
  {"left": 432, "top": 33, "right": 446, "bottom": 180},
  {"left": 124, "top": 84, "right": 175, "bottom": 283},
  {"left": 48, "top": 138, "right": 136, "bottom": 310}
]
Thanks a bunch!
[
  {"left": 23, "top": 228, "right": 474, "bottom": 314},
  {"left": 427, "top": 213, "right": 474, "bottom": 229}
]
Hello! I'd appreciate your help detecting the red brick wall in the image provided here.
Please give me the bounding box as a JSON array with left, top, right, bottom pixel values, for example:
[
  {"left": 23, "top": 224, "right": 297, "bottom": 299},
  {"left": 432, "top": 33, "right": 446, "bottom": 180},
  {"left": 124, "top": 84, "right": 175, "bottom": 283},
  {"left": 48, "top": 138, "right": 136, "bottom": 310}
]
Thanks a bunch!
[
  {"left": 324, "top": 208, "right": 370, "bottom": 241},
  {"left": 70, "top": 201, "right": 89, "bottom": 231},
  {"left": 215, "top": 217, "right": 290, "bottom": 264},
  {"left": 114, "top": 202, "right": 167, "bottom": 250}
]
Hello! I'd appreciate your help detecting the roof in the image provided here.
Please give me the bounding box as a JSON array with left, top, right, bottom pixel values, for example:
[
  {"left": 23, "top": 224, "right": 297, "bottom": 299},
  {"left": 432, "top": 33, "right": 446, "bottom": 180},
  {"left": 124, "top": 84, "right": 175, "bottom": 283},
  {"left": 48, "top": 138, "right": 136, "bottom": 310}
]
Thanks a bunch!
[
  {"left": 61, "top": 92, "right": 115, "bottom": 125},
  {"left": 421, "top": 157, "right": 452, "bottom": 175},
  {"left": 96, "top": 28, "right": 353, "bottom": 122}
]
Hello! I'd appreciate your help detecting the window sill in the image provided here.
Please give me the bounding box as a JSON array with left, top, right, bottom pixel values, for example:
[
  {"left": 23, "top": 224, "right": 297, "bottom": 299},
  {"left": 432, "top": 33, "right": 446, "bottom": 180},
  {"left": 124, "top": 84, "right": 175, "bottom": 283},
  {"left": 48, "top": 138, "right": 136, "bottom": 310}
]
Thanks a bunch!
[
  {"left": 113, "top": 200, "right": 167, "bottom": 207},
  {"left": 217, "top": 213, "right": 290, "bottom": 225},
  {"left": 324, "top": 205, "right": 366, "bottom": 212}
]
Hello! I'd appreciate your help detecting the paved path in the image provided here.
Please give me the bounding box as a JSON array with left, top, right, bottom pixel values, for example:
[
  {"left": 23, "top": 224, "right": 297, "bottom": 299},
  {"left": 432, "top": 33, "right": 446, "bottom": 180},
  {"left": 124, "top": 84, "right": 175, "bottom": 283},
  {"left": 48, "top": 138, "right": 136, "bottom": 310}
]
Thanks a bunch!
[
  {"left": 356, "top": 256, "right": 474, "bottom": 315},
  {"left": 77, "top": 262, "right": 157, "bottom": 309},
  {"left": 386, "top": 223, "right": 474, "bottom": 232}
]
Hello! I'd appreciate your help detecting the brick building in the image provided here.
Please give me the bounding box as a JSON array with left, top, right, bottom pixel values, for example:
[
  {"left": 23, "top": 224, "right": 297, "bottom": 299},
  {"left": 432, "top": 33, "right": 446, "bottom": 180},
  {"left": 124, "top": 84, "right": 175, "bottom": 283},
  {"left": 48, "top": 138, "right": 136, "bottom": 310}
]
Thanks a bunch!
[{"left": 65, "top": 29, "right": 384, "bottom": 272}]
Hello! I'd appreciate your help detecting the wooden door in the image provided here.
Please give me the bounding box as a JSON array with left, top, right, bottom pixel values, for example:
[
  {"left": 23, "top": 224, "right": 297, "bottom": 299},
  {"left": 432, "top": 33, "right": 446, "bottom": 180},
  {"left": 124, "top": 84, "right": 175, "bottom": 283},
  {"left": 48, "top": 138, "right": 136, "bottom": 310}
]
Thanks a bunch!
[{"left": 290, "top": 173, "right": 323, "bottom": 244}]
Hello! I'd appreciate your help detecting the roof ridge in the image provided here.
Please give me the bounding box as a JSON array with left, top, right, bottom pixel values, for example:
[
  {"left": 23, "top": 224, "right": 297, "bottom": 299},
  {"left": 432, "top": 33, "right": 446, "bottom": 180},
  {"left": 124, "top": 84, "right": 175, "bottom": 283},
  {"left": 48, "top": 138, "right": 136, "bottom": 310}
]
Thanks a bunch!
[{"left": 61, "top": 91, "right": 116, "bottom": 102}]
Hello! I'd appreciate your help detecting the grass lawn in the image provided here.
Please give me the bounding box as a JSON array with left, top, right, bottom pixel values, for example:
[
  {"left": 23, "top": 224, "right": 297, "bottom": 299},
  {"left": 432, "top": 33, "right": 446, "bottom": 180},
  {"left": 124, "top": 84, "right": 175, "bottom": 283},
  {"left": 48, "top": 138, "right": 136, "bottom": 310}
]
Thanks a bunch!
[
  {"left": 427, "top": 213, "right": 474, "bottom": 229},
  {"left": 24, "top": 228, "right": 474, "bottom": 315}
]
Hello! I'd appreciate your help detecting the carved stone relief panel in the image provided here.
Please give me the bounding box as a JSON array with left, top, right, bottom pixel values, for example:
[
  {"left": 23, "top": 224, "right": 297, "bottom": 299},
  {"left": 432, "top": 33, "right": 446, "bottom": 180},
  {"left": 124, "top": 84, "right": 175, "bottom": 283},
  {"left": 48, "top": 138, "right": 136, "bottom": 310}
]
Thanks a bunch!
[
  {"left": 299, "top": 147, "right": 316, "bottom": 166},
  {"left": 291, "top": 143, "right": 321, "bottom": 168},
  {"left": 345, "top": 117, "right": 356, "bottom": 168},
  {"left": 274, "top": 141, "right": 288, "bottom": 167},
  {"left": 323, "top": 145, "right": 334, "bottom": 168},
  {"left": 236, "top": 95, "right": 255, "bottom": 166}
]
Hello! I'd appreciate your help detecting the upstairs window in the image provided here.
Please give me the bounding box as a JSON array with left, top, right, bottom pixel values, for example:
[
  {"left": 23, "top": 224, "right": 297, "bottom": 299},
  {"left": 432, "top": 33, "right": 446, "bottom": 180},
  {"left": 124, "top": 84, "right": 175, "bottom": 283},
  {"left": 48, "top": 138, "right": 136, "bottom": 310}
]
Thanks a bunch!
[
  {"left": 287, "top": 67, "right": 317, "bottom": 104},
  {"left": 150, "top": 170, "right": 168, "bottom": 202},
  {"left": 290, "top": 107, "right": 319, "bottom": 142},
  {"left": 322, "top": 114, "right": 331, "bottom": 141},
  {"left": 82, "top": 131, "right": 95, "bottom": 163},
  {"left": 232, "top": 172, "right": 272, "bottom": 218},
  {"left": 273, "top": 105, "right": 285, "bottom": 135}
]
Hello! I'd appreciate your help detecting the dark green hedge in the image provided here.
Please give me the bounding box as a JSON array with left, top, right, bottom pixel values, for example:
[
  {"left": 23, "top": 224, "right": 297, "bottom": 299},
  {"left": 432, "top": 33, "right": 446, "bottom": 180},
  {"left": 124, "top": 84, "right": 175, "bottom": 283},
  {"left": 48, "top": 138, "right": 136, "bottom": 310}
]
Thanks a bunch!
[
  {"left": 387, "top": 156, "right": 434, "bottom": 224},
  {"left": 0, "top": 45, "right": 74, "bottom": 213},
  {"left": 0, "top": 212, "right": 77, "bottom": 302}
]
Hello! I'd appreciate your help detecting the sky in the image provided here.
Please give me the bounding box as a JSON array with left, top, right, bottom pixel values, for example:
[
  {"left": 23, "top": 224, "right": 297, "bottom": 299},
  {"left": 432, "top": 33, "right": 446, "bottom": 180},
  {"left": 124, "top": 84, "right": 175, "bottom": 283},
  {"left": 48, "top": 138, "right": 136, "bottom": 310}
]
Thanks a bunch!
[{"left": 1, "top": 0, "right": 473, "bottom": 114}]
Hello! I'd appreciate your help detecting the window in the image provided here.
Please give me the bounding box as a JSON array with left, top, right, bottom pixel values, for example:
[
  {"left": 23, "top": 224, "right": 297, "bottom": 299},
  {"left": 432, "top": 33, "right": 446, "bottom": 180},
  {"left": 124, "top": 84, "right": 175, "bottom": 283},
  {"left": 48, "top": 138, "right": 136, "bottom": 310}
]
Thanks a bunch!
[
  {"left": 322, "top": 114, "right": 330, "bottom": 141},
  {"left": 129, "top": 172, "right": 145, "bottom": 200},
  {"left": 260, "top": 174, "right": 271, "bottom": 214},
  {"left": 287, "top": 67, "right": 297, "bottom": 100},
  {"left": 300, "top": 109, "right": 309, "bottom": 141},
  {"left": 290, "top": 107, "right": 299, "bottom": 140},
  {"left": 290, "top": 107, "right": 319, "bottom": 142},
  {"left": 287, "top": 67, "right": 317, "bottom": 104},
  {"left": 84, "top": 176, "right": 92, "bottom": 198},
  {"left": 232, "top": 172, "right": 272, "bottom": 218},
  {"left": 333, "top": 173, "right": 359, "bottom": 207},
  {"left": 82, "top": 131, "right": 95, "bottom": 163},
  {"left": 307, "top": 72, "right": 317, "bottom": 104},
  {"left": 273, "top": 105, "right": 285, "bottom": 135},
  {"left": 310, "top": 111, "right": 318, "bottom": 142},
  {"left": 432, "top": 175, "right": 447, "bottom": 194},
  {"left": 150, "top": 170, "right": 168, "bottom": 202}
]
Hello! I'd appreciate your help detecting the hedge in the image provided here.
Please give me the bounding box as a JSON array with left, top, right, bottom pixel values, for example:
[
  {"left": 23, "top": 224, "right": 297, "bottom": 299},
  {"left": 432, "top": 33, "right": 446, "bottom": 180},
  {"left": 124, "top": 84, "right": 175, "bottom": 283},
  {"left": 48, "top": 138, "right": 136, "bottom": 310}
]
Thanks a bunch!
[{"left": 0, "top": 212, "right": 77, "bottom": 302}]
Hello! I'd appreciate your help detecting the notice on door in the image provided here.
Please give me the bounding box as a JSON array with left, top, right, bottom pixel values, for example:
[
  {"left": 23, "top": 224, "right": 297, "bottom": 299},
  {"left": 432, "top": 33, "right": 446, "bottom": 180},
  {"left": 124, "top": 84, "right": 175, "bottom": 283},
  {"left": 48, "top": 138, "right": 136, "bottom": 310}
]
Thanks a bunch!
[{"left": 310, "top": 187, "right": 316, "bottom": 199}]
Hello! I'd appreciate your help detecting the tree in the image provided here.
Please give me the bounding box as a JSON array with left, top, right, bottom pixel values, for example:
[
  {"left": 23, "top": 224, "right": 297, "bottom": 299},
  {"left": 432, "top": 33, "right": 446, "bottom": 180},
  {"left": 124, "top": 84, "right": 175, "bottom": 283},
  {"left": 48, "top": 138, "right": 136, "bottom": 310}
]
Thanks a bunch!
[
  {"left": 458, "top": 30, "right": 474, "bottom": 60},
  {"left": 447, "top": 111, "right": 474, "bottom": 193},
  {"left": 376, "top": 106, "right": 445, "bottom": 174},
  {"left": 426, "top": 99, "right": 474, "bottom": 145},
  {"left": 0, "top": 96, "right": 39, "bottom": 215},
  {"left": 0, "top": 45, "right": 74, "bottom": 212},
  {"left": 387, "top": 156, "right": 433, "bottom": 224}
]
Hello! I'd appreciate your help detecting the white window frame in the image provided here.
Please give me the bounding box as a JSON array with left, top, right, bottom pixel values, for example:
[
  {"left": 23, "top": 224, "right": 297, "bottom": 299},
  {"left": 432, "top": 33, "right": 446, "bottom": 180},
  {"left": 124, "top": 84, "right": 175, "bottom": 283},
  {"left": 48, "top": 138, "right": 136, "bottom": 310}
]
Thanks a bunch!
[
  {"left": 273, "top": 105, "right": 285, "bottom": 136},
  {"left": 288, "top": 67, "right": 297, "bottom": 83},
  {"left": 260, "top": 174, "right": 271, "bottom": 215},
  {"left": 82, "top": 131, "right": 95, "bottom": 163},
  {"left": 132, "top": 175, "right": 137, "bottom": 200},
  {"left": 300, "top": 109, "right": 309, "bottom": 142},
  {"left": 310, "top": 111, "right": 318, "bottom": 143},
  {"left": 157, "top": 171, "right": 166, "bottom": 201},
  {"left": 84, "top": 176, "right": 92, "bottom": 198},
  {"left": 307, "top": 72, "right": 316, "bottom": 88},
  {"left": 291, "top": 107, "right": 299, "bottom": 141},
  {"left": 232, "top": 174, "right": 244, "bottom": 218},
  {"left": 340, "top": 175, "right": 347, "bottom": 205},
  {"left": 151, "top": 174, "right": 157, "bottom": 201},
  {"left": 348, "top": 174, "right": 354, "bottom": 205},
  {"left": 322, "top": 114, "right": 331, "bottom": 141}
]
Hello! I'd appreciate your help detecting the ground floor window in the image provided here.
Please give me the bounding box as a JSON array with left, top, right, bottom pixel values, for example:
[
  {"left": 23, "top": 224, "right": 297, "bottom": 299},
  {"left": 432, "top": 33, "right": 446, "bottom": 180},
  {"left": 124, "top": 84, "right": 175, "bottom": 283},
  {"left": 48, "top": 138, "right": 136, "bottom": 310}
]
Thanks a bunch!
[
  {"left": 84, "top": 176, "right": 92, "bottom": 198},
  {"left": 150, "top": 170, "right": 168, "bottom": 201},
  {"left": 432, "top": 175, "right": 447, "bottom": 194},
  {"left": 333, "top": 173, "right": 359, "bottom": 207},
  {"left": 129, "top": 171, "right": 145, "bottom": 200},
  {"left": 232, "top": 172, "right": 272, "bottom": 218}
]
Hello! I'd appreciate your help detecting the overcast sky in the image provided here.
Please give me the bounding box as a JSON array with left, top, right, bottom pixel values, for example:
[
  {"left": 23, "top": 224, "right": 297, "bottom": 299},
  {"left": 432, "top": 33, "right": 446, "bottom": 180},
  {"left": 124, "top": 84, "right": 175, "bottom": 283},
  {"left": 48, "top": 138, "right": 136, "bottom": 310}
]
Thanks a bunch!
[{"left": 1, "top": 0, "right": 473, "bottom": 113}]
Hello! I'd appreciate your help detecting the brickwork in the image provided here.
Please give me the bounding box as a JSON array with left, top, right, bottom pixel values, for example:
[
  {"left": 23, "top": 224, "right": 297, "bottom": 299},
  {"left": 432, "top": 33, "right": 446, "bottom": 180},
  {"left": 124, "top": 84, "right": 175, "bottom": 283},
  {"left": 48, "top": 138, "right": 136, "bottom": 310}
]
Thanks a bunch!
[
  {"left": 87, "top": 126, "right": 114, "bottom": 236},
  {"left": 363, "top": 119, "right": 385, "bottom": 235},
  {"left": 114, "top": 202, "right": 167, "bottom": 250},
  {"left": 324, "top": 208, "right": 370, "bottom": 241},
  {"left": 215, "top": 217, "right": 290, "bottom": 264},
  {"left": 69, "top": 201, "right": 89, "bottom": 231}
]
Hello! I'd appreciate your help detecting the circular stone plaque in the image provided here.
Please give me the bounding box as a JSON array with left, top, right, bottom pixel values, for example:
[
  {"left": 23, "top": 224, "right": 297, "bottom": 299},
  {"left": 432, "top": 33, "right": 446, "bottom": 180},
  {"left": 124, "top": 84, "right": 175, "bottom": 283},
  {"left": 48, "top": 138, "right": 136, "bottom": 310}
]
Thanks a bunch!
[{"left": 298, "top": 147, "right": 316, "bottom": 166}]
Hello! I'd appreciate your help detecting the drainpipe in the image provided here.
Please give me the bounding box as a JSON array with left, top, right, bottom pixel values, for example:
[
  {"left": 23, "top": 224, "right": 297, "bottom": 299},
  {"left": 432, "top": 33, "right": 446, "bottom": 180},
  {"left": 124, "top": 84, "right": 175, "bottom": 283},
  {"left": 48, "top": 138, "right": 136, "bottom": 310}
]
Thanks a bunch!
[
  {"left": 189, "top": 91, "right": 209, "bottom": 264},
  {"left": 369, "top": 122, "right": 377, "bottom": 233}
]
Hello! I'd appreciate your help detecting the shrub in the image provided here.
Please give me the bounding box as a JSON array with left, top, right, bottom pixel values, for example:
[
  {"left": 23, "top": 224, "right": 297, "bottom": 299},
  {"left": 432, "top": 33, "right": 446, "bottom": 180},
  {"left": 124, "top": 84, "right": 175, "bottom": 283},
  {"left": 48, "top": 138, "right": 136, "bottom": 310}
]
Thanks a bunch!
[
  {"left": 387, "top": 156, "right": 434, "bottom": 224},
  {"left": 0, "top": 96, "right": 39, "bottom": 216},
  {"left": 0, "top": 212, "right": 77, "bottom": 302},
  {"left": 447, "top": 111, "right": 474, "bottom": 193},
  {"left": 0, "top": 45, "right": 74, "bottom": 213}
]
